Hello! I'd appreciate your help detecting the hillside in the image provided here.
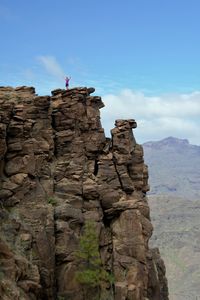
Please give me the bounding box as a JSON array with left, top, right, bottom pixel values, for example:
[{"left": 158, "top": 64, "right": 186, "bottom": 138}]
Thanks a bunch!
[
  {"left": 149, "top": 196, "right": 200, "bottom": 300},
  {"left": 143, "top": 137, "right": 200, "bottom": 299}
]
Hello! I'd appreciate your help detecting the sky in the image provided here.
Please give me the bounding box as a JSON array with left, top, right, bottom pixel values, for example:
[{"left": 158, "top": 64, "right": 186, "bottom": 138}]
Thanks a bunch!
[{"left": 0, "top": 0, "right": 200, "bottom": 145}]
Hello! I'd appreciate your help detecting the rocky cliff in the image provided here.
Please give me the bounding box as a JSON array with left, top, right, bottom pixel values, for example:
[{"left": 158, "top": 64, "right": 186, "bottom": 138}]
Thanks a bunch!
[{"left": 0, "top": 86, "right": 168, "bottom": 300}]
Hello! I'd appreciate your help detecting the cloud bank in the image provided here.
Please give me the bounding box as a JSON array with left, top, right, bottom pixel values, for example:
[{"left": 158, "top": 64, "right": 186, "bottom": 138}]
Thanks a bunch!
[
  {"left": 37, "top": 55, "right": 65, "bottom": 80},
  {"left": 101, "top": 89, "right": 200, "bottom": 145}
]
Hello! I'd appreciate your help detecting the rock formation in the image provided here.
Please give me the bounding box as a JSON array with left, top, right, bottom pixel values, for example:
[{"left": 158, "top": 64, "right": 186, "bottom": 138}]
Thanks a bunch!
[{"left": 0, "top": 86, "right": 168, "bottom": 300}]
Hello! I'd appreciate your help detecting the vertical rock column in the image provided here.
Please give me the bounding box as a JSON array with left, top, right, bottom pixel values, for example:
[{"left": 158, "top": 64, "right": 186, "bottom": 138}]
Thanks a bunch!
[
  {"left": 107, "top": 120, "right": 154, "bottom": 300},
  {"left": 0, "top": 87, "right": 56, "bottom": 299},
  {"left": 51, "top": 87, "right": 106, "bottom": 299}
]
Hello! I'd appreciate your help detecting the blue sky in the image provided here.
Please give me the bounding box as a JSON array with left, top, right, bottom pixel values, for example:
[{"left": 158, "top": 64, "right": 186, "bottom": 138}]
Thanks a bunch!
[{"left": 1, "top": 0, "right": 200, "bottom": 144}]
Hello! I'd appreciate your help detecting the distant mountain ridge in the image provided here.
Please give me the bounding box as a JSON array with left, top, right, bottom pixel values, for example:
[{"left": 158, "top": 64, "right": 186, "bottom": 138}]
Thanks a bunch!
[
  {"left": 143, "top": 136, "right": 200, "bottom": 199},
  {"left": 144, "top": 136, "right": 190, "bottom": 148},
  {"left": 144, "top": 137, "right": 200, "bottom": 299}
]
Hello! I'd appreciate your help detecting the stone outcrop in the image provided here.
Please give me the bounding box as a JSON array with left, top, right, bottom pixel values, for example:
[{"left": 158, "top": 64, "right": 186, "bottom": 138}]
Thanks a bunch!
[{"left": 0, "top": 86, "right": 168, "bottom": 300}]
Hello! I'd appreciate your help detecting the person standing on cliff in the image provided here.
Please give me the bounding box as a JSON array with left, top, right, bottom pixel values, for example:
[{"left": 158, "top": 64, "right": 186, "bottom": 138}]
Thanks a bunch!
[{"left": 65, "top": 76, "right": 71, "bottom": 90}]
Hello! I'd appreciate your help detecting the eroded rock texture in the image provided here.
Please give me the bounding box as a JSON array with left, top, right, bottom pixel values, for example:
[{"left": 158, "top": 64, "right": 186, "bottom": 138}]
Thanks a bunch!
[{"left": 0, "top": 86, "right": 168, "bottom": 300}]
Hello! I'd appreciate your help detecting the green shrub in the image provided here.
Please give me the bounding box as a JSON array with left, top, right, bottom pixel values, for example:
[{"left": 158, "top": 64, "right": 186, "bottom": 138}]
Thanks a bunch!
[
  {"left": 75, "top": 221, "right": 114, "bottom": 299},
  {"left": 57, "top": 296, "right": 65, "bottom": 300},
  {"left": 47, "top": 197, "right": 57, "bottom": 206}
]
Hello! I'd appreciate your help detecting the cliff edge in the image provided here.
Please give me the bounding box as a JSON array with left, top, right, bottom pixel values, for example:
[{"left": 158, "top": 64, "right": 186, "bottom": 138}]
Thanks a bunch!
[{"left": 0, "top": 86, "right": 168, "bottom": 300}]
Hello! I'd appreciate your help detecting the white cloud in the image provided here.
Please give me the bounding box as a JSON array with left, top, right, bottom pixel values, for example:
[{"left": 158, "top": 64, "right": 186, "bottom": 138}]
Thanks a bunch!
[
  {"left": 101, "top": 89, "right": 200, "bottom": 145},
  {"left": 37, "top": 55, "right": 65, "bottom": 80}
]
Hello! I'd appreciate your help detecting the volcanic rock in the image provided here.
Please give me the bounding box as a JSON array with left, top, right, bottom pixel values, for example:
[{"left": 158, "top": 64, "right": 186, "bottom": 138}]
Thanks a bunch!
[{"left": 0, "top": 86, "right": 168, "bottom": 300}]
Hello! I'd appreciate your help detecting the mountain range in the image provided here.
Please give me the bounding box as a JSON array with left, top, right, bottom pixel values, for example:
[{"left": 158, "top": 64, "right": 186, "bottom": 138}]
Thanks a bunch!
[
  {"left": 143, "top": 137, "right": 200, "bottom": 299},
  {"left": 143, "top": 136, "right": 200, "bottom": 199}
]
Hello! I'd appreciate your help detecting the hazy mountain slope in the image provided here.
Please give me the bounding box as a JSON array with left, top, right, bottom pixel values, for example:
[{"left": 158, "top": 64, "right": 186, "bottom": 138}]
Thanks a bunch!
[
  {"left": 143, "top": 137, "right": 200, "bottom": 198},
  {"left": 143, "top": 137, "right": 200, "bottom": 299},
  {"left": 149, "top": 196, "right": 200, "bottom": 300}
]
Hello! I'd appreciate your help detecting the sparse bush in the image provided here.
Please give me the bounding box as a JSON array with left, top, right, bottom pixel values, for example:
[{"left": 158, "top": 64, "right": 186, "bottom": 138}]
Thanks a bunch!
[
  {"left": 75, "top": 221, "right": 114, "bottom": 299},
  {"left": 57, "top": 296, "right": 65, "bottom": 300},
  {"left": 47, "top": 197, "right": 57, "bottom": 206}
]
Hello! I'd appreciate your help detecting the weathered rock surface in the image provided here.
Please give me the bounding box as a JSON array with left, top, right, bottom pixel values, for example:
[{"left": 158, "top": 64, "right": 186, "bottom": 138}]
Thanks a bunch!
[{"left": 0, "top": 86, "right": 168, "bottom": 299}]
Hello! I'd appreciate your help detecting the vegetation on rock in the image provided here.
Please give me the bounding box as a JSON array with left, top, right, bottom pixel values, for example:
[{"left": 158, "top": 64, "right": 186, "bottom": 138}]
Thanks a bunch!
[{"left": 75, "top": 221, "right": 113, "bottom": 299}]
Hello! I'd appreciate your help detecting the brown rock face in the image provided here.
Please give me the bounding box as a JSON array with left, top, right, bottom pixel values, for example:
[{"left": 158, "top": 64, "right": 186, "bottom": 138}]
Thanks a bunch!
[{"left": 0, "top": 86, "right": 168, "bottom": 300}]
